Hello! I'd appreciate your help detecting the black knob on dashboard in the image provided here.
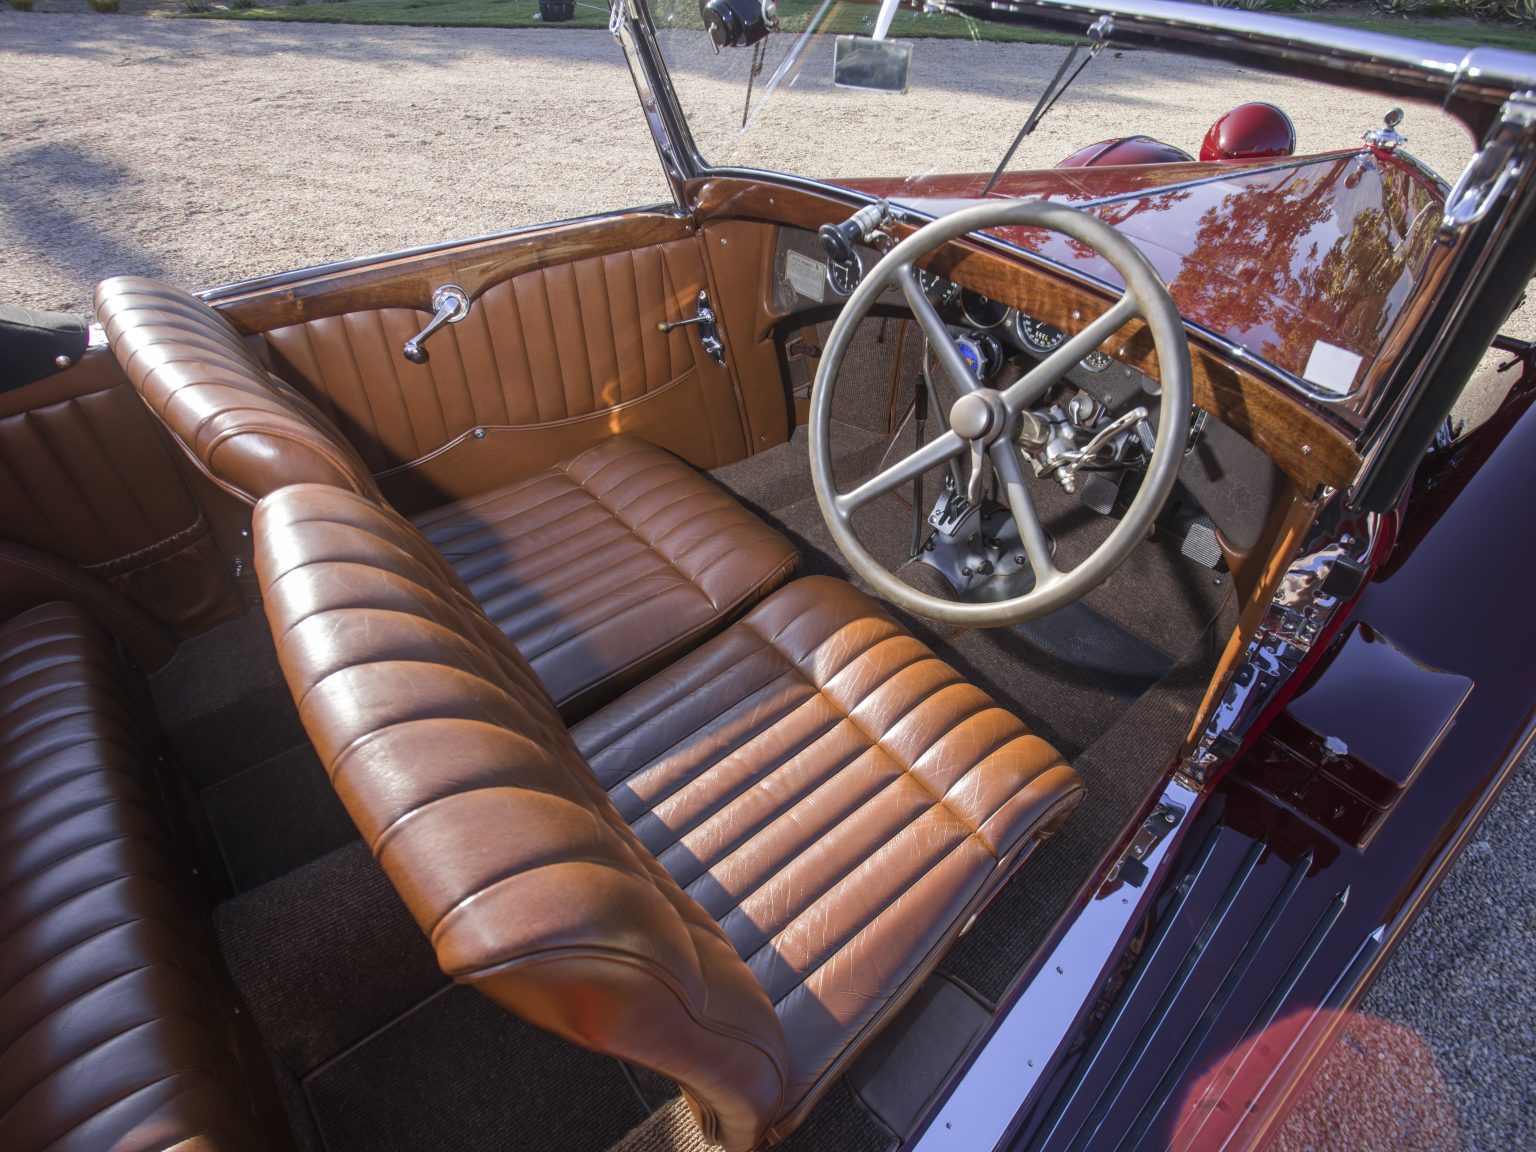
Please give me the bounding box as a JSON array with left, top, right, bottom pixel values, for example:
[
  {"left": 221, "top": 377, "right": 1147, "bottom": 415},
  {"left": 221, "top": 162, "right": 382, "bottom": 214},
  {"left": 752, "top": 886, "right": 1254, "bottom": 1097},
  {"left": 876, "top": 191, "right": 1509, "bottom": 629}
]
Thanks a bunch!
[{"left": 817, "top": 221, "right": 860, "bottom": 266}]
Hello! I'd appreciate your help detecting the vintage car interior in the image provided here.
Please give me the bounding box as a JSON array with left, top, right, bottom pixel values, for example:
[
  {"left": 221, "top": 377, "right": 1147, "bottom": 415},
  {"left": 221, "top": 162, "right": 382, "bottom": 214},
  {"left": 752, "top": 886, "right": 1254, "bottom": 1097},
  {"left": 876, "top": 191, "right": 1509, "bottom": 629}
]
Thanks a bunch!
[{"left": 2, "top": 1, "right": 1533, "bottom": 1150}]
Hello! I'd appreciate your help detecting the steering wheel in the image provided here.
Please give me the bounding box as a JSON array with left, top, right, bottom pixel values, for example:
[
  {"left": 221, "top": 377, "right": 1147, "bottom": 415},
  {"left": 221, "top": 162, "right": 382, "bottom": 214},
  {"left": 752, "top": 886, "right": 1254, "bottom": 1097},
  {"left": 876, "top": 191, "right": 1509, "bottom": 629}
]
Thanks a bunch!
[{"left": 809, "top": 199, "right": 1193, "bottom": 627}]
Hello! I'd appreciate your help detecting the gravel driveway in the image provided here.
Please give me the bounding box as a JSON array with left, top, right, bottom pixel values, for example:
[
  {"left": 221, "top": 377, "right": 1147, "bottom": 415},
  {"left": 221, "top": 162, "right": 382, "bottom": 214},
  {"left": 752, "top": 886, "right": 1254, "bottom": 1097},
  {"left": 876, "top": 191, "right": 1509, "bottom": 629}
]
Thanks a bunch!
[{"left": 2, "top": 12, "right": 1532, "bottom": 1149}]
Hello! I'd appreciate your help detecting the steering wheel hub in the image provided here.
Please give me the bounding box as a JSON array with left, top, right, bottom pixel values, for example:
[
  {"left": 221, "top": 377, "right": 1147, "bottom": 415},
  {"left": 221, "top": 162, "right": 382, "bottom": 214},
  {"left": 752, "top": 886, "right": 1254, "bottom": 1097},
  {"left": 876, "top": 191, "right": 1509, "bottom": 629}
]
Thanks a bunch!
[{"left": 950, "top": 390, "right": 1005, "bottom": 441}]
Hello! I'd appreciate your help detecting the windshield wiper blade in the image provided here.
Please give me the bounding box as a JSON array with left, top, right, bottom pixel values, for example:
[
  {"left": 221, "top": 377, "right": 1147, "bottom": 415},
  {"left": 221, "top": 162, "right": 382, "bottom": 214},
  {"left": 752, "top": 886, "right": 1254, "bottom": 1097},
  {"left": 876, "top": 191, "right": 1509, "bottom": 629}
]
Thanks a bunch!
[{"left": 982, "top": 26, "right": 1108, "bottom": 195}]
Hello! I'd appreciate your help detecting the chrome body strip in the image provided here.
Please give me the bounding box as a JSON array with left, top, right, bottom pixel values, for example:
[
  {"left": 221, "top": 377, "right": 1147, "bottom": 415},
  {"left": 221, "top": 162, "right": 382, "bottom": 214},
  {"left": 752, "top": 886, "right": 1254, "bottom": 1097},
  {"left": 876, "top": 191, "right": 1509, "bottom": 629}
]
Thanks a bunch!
[
  {"left": 937, "top": 0, "right": 1536, "bottom": 134},
  {"left": 910, "top": 773, "right": 1200, "bottom": 1152}
]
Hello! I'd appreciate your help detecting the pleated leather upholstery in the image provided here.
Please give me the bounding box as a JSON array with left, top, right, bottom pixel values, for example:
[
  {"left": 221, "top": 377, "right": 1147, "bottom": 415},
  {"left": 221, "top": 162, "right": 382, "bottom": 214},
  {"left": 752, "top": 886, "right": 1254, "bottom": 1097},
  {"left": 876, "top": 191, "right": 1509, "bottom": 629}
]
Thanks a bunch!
[
  {"left": 0, "top": 356, "right": 243, "bottom": 636},
  {"left": 412, "top": 436, "right": 800, "bottom": 719},
  {"left": 262, "top": 240, "right": 716, "bottom": 474},
  {"left": 96, "top": 277, "right": 796, "bottom": 717},
  {"left": 0, "top": 604, "right": 275, "bottom": 1151},
  {"left": 254, "top": 484, "right": 1083, "bottom": 1149},
  {"left": 254, "top": 485, "right": 789, "bottom": 1152},
  {"left": 96, "top": 276, "right": 381, "bottom": 506},
  {"left": 573, "top": 576, "right": 1083, "bottom": 1137}
]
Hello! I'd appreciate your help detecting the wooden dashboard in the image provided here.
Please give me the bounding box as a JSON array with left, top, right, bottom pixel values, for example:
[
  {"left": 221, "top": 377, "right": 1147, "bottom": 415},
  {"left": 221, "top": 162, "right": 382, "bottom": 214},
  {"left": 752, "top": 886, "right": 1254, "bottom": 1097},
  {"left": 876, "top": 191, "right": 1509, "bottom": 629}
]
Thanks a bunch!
[{"left": 688, "top": 175, "right": 1360, "bottom": 493}]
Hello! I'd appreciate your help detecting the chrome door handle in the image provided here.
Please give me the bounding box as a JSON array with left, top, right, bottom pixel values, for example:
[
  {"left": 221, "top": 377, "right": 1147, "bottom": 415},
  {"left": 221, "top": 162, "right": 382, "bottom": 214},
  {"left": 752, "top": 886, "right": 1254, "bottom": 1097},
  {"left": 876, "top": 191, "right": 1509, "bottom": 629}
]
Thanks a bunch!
[
  {"left": 403, "top": 284, "right": 470, "bottom": 364},
  {"left": 657, "top": 290, "right": 725, "bottom": 365}
]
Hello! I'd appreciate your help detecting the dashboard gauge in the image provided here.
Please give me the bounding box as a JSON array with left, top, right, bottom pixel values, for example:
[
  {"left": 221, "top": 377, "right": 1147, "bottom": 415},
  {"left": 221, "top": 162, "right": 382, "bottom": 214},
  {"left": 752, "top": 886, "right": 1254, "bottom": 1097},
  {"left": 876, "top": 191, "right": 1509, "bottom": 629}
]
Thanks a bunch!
[
  {"left": 918, "top": 269, "right": 959, "bottom": 305},
  {"left": 960, "top": 289, "right": 1009, "bottom": 330},
  {"left": 952, "top": 331, "right": 1003, "bottom": 381},
  {"left": 1014, "top": 313, "right": 1066, "bottom": 355},
  {"left": 1080, "top": 348, "right": 1114, "bottom": 373},
  {"left": 827, "top": 252, "right": 863, "bottom": 297}
]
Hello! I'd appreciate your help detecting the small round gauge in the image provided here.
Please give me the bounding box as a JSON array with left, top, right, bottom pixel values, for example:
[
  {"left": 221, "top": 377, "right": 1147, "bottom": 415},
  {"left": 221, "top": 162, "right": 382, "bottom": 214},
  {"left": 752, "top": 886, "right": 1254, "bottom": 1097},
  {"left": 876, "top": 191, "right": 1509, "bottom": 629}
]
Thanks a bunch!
[
  {"left": 918, "top": 269, "right": 959, "bottom": 305},
  {"left": 827, "top": 252, "right": 863, "bottom": 297},
  {"left": 960, "top": 289, "right": 1009, "bottom": 330},
  {"left": 953, "top": 332, "right": 1003, "bottom": 381},
  {"left": 1014, "top": 313, "right": 1066, "bottom": 355},
  {"left": 1080, "top": 348, "right": 1114, "bottom": 373}
]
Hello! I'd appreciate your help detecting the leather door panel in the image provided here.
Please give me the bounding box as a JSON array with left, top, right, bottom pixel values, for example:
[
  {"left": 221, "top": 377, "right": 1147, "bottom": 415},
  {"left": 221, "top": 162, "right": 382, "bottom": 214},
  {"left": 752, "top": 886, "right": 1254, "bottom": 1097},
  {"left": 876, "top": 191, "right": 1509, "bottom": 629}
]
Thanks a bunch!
[
  {"left": 259, "top": 235, "right": 753, "bottom": 511},
  {"left": 0, "top": 350, "right": 243, "bottom": 636}
]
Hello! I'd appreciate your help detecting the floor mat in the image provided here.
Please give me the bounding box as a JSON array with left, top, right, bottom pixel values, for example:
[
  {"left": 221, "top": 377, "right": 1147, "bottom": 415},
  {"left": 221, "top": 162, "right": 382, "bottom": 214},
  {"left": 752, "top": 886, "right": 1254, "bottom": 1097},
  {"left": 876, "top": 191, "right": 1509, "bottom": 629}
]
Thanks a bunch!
[
  {"left": 611, "top": 1079, "right": 894, "bottom": 1152},
  {"left": 202, "top": 744, "right": 357, "bottom": 891},
  {"left": 217, "top": 841, "right": 652, "bottom": 1152},
  {"left": 306, "top": 985, "right": 650, "bottom": 1152},
  {"left": 152, "top": 608, "right": 361, "bottom": 894}
]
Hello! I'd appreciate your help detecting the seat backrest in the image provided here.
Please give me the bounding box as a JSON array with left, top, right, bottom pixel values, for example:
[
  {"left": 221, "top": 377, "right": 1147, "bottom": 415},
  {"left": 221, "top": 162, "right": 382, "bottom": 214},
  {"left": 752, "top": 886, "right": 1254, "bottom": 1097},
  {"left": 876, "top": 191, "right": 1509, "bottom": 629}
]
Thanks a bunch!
[
  {"left": 96, "top": 276, "right": 380, "bottom": 506},
  {"left": 253, "top": 483, "right": 789, "bottom": 1152}
]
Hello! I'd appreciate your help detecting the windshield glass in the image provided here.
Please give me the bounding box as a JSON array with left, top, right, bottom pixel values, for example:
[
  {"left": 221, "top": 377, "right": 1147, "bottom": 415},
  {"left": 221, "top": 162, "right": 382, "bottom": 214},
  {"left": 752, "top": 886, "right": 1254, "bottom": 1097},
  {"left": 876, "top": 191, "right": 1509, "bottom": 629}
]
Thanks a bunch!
[{"left": 648, "top": 0, "right": 1476, "bottom": 406}]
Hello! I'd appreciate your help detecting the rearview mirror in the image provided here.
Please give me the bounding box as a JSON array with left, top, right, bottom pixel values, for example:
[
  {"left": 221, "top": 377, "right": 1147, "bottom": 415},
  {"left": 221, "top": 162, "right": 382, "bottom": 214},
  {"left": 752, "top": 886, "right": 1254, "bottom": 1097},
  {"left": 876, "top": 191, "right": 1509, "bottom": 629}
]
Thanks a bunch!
[{"left": 833, "top": 35, "right": 912, "bottom": 94}]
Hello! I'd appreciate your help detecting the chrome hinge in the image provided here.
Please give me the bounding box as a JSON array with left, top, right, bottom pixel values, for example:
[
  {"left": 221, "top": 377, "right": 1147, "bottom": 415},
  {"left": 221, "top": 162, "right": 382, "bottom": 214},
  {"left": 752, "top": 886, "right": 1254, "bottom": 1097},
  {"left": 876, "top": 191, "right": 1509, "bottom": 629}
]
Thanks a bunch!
[
  {"left": 1182, "top": 502, "right": 1377, "bottom": 784},
  {"left": 1106, "top": 800, "right": 1186, "bottom": 890},
  {"left": 1441, "top": 91, "right": 1536, "bottom": 236}
]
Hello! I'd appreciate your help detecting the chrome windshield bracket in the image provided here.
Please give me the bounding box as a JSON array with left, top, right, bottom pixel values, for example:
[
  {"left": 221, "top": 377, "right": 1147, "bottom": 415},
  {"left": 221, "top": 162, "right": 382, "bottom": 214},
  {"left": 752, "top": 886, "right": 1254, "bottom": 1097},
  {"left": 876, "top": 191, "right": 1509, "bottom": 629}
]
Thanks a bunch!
[
  {"left": 1440, "top": 91, "right": 1536, "bottom": 236},
  {"left": 1182, "top": 499, "right": 1377, "bottom": 784}
]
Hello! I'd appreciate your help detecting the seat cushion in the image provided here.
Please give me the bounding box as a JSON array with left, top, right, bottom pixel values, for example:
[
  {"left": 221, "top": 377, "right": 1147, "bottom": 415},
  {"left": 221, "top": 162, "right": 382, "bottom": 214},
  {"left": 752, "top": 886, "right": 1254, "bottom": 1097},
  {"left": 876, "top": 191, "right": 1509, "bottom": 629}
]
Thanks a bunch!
[
  {"left": 412, "top": 436, "right": 800, "bottom": 719},
  {"left": 572, "top": 576, "right": 1083, "bottom": 1137},
  {"left": 0, "top": 603, "right": 275, "bottom": 1151}
]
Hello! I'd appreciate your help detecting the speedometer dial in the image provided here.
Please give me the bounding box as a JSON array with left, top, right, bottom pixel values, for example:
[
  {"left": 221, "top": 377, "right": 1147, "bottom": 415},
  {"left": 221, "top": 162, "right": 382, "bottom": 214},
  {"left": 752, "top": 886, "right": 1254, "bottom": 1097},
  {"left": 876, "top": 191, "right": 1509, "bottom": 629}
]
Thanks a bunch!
[
  {"left": 960, "top": 290, "right": 1009, "bottom": 330},
  {"left": 918, "top": 269, "right": 959, "bottom": 305},
  {"left": 1014, "top": 313, "right": 1065, "bottom": 355}
]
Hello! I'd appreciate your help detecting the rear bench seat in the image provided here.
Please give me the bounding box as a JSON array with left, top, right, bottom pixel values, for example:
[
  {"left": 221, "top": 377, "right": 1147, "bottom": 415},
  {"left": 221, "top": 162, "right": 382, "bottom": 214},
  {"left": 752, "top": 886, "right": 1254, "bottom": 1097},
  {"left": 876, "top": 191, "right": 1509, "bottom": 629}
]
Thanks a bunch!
[
  {"left": 95, "top": 276, "right": 799, "bottom": 720},
  {"left": 254, "top": 484, "right": 1084, "bottom": 1151},
  {"left": 0, "top": 604, "right": 278, "bottom": 1151}
]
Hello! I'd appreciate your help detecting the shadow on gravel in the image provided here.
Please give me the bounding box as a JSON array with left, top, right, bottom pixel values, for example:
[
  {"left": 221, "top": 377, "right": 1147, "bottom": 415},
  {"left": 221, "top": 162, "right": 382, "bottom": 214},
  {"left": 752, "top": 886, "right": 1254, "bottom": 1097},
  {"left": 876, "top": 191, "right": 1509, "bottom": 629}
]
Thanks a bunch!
[
  {"left": 0, "top": 11, "right": 626, "bottom": 71},
  {"left": 0, "top": 142, "right": 171, "bottom": 291}
]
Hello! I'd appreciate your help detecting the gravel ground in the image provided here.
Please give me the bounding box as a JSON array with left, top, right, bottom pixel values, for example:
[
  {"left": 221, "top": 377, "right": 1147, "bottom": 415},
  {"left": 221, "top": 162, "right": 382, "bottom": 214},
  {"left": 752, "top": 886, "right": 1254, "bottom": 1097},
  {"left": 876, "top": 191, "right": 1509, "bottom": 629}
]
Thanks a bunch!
[{"left": 1, "top": 12, "right": 1532, "bottom": 1148}]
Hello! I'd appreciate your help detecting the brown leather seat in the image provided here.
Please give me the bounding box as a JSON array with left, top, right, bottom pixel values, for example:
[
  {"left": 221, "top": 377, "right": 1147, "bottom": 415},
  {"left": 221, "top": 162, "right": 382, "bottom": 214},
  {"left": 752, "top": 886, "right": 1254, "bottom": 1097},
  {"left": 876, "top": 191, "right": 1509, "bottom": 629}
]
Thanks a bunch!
[
  {"left": 0, "top": 603, "right": 278, "bottom": 1151},
  {"left": 254, "top": 483, "right": 1083, "bottom": 1151},
  {"left": 95, "top": 275, "right": 799, "bottom": 716},
  {"left": 414, "top": 435, "right": 799, "bottom": 718}
]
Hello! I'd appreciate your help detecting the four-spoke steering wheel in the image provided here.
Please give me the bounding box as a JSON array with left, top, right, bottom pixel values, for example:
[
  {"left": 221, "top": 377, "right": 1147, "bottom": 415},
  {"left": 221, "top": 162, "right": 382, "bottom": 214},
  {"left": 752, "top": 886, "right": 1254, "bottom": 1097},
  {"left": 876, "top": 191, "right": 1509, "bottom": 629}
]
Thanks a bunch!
[{"left": 809, "top": 199, "right": 1193, "bottom": 627}]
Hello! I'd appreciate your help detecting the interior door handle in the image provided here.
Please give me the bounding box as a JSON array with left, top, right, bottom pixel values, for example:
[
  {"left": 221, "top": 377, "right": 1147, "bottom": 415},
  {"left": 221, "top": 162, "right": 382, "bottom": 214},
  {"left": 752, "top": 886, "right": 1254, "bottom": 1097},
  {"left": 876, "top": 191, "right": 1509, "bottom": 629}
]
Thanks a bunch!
[
  {"left": 403, "top": 285, "right": 471, "bottom": 364},
  {"left": 657, "top": 290, "right": 725, "bottom": 366}
]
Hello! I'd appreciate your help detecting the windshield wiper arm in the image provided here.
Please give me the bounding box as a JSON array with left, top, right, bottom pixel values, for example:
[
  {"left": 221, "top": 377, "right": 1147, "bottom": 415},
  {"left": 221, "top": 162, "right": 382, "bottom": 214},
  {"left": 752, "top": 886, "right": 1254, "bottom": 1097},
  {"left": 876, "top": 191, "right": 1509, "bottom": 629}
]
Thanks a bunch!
[{"left": 982, "top": 20, "right": 1110, "bottom": 195}]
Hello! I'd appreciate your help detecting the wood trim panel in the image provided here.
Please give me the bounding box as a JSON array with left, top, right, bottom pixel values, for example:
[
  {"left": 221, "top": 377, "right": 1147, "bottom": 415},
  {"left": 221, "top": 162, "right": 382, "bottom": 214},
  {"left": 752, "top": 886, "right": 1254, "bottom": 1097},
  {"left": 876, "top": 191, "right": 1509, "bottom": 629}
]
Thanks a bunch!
[
  {"left": 689, "top": 177, "right": 1360, "bottom": 491},
  {"left": 213, "top": 211, "right": 694, "bottom": 334}
]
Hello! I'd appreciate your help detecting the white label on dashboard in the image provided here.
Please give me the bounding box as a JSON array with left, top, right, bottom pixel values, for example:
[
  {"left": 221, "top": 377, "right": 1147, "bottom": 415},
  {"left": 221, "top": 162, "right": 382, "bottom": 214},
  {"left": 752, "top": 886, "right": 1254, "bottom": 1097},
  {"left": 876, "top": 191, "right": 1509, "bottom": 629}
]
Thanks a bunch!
[
  {"left": 1302, "top": 341, "right": 1364, "bottom": 395},
  {"left": 785, "top": 250, "right": 826, "bottom": 303}
]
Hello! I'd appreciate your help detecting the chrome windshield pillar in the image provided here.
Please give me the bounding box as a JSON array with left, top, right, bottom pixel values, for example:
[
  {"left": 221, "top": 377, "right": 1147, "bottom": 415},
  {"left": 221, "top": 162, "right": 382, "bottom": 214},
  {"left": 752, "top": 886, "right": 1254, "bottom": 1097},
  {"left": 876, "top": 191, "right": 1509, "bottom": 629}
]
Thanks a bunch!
[{"left": 611, "top": 0, "right": 705, "bottom": 208}]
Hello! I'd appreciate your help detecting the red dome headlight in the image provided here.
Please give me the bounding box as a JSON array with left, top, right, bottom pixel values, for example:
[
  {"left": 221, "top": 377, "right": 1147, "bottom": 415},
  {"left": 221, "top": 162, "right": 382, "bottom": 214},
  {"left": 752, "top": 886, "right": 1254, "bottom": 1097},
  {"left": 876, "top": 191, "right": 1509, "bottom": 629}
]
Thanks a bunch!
[{"left": 1200, "top": 102, "right": 1297, "bottom": 162}]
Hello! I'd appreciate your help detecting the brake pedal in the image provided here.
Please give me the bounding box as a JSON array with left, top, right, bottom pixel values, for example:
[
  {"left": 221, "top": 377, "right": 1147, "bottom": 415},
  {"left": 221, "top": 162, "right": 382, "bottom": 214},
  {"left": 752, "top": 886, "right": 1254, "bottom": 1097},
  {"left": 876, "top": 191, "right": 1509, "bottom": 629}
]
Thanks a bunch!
[{"left": 1180, "top": 515, "right": 1223, "bottom": 569}]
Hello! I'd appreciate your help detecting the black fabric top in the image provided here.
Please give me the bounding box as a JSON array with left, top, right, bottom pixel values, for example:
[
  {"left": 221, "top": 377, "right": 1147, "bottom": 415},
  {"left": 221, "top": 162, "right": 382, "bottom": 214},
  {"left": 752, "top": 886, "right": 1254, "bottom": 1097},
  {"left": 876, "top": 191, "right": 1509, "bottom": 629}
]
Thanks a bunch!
[{"left": 0, "top": 305, "right": 89, "bottom": 391}]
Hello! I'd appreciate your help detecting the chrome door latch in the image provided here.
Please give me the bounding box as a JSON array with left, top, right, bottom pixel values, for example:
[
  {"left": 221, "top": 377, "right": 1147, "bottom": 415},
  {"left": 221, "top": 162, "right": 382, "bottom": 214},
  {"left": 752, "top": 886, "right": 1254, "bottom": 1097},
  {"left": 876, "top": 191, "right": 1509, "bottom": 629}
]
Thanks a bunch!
[
  {"left": 403, "top": 284, "right": 471, "bottom": 364},
  {"left": 1441, "top": 91, "right": 1536, "bottom": 236},
  {"left": 658, "top": 290, "right": 725, "bottom": 366}
]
